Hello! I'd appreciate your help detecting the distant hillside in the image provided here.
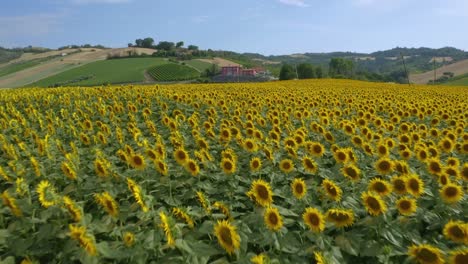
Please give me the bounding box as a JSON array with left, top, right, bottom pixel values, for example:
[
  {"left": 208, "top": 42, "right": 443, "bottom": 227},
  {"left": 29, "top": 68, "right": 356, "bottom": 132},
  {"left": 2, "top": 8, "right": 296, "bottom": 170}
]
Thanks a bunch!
[
  {"left": 410, "top": 59, "right": 468, "bottom": 84},
  {"left": 239, "top": 47, "right": 468, "bottom": 77}
]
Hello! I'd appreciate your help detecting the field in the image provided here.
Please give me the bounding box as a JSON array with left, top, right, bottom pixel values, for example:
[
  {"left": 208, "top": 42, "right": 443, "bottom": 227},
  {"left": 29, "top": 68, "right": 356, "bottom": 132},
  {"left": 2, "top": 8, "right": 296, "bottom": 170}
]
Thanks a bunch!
[
  {"left": 410, "top": 58, "right": 468, "bottom": 84},
  {"left": 184, "top": 60, "right": 213, "bottom": 72},
  {"left": 30, "top": 58, "right": 167, "bottom": 87},
  {"left": 147, "top": 63, "right": 200, "bottom": 81},
  {"left": 0, "top": 80, "right": 467, "bottom": 263},
  {"left": 446, "top": 73, "right": 468, "bottom": 86},
  {"left": 0, "top": 60, "right": 44, "bottom": 78}
]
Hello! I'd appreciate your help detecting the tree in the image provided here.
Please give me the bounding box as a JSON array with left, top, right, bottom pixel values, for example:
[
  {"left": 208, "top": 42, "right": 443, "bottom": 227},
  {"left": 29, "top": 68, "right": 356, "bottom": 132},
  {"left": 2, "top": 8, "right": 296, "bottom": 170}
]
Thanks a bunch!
[
  {"left": 188, "top": 45, "right": 199, "bottom": 51},
  {"left": 297, "top": 63, "right": 315, "bottom": 79},
  {"left": 135, "top": 39, "right": 143, "bottom": 47},
  {"left": 279, "top": 64, "right": 296, "bottom": 80},
  {"left": 128, "top": 43, "right": 133, "bottom": 47},
  {"left": 328, "top": 58, "right": 354, "bottom": 78},
  {"left": 142, "top": 37, "right": 155, "bottom": 48},
  {"left": 315, "top": 66, "right": 323, "bottom": 78},
  {"left": 156, "top": 41, "right": 175, "bottom": 51},
  {"left": 176, "top": 41, "right": 184, "bottom": 48}
]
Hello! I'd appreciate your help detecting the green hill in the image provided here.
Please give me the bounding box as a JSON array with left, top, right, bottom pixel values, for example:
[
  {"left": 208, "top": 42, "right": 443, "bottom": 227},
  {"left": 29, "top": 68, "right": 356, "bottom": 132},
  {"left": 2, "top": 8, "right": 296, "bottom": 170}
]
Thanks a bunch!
[
  {"left": 30, "top": 58, "right": 167, "bottom": 87},
  {"left": 147, "top": 63, "right": 200, "bottom": 81}
]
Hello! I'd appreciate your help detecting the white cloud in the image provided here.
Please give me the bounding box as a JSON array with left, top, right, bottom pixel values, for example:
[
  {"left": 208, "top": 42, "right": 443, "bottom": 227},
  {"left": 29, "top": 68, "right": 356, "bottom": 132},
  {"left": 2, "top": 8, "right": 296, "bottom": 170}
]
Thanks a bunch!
[
  {"left": 0, "top": 13, "right": 63, "bottom": 40},
  {"left": 278, "top": 0, "right": 308, "bottom": 7},
  {"left": 71, "top": 0, "right": 132, "bottom": 4}
]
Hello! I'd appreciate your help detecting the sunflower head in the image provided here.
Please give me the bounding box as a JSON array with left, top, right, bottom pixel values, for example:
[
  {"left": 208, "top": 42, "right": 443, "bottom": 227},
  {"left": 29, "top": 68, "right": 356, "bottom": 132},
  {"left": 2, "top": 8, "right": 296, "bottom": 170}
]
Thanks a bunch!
[
  {"left": 123, "top": 232, "right": 135, "bottom": 247},
  {"left": 264, "top": 207, "right": 283, "bottom": 232},
  {"left": 391, "top": 176, "right": 407, "bottom": 195},
  {"left": 406, "top": 174, "right": 425, "bottom": 198},
  {"left": 408, "top": 244, "right": 444, "bottom": 264},
  {"left": 443, "top": 220, "right": 468, "bottom": 244},
  {"left": 368, "top": 178, "right": 392, "bottom": 196},
  {"left": 322, "top": 179, "right": 342, "bottom": 202},
  {"left": 249, "top": 179, "right": 273, "bottom": 207},
  {"left": 303, "top": 207, "right": 325, "bottom": 233},
  {"left": 302, "top": 156, "right": 318, "bottom": 174},
  {"left": 396, "top": 197, "right": 417, "bottom": 216},
  {"left": 426, "top": 158, "right": 443, "bottom": 176},
  {"left": 374, "top": 158, "right": 394, "bottom": 175},
  {"left": 449, "top": 248, "right": 468, "bottom": 264},
  {"left": 184, "top": 158, "right": 200, "bottom": 177},
  {"left": 326, "top": 208, "right": 354, "bottom": 228},
  {"left": 291, "top": 178, "right": 307, "bottom": 199},
  {"left": 440, "top": 183, "right": 464, "bottom": 204},
  {"left": 214, "top": 220, "right": 241, "bottom": 255},
  {"left": 361, "top": 191, "right": 387, "bottom": 216},
  {"left": 221, "top": 158, "right": 236, "bottom": 174},
  {"left": 130, "top": 154, "right": 146, "bottom": 170},
  {"left": 341, "top": 164, "right": 361, "bottom": 181},
  {"left": 279, "top": 159, "right": 294, "bottom": 173}
]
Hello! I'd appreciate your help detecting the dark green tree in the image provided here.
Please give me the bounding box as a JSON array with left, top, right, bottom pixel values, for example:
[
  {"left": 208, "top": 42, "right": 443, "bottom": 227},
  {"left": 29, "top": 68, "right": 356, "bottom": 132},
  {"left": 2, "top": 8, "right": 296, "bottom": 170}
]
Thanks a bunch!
[
  {"left": 188, "top": 45, "right": 199, "bottom": 50},
  {"left": 142, "top": 38, "right": 155, "bottom": 48},
  {"left": 279, "top": 64, "right": 296, "bottom": 80},
  {"left": 315, "top": 66, "right": 323, "bottom": 78},
  {"left": 135, "top": 39, "right": 143, "bottom": 47},
  {"left": 328, "top": 58, "right": 355, "bottom": 78},
  {"left": 297, "top": 63, "right": 316, "bottom": 79},
  {"left": 156, "top": 41, "right": 175, "bottom": 51},
  {"left": 176, "top": 41, "right": 184, "bottom": 48}
]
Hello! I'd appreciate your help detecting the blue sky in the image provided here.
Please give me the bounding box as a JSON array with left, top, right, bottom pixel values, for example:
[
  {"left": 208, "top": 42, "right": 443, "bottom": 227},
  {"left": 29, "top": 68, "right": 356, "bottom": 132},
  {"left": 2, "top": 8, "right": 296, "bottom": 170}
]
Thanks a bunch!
[{"left": 1, "top": 0, "right": 467, "bottom": 55}]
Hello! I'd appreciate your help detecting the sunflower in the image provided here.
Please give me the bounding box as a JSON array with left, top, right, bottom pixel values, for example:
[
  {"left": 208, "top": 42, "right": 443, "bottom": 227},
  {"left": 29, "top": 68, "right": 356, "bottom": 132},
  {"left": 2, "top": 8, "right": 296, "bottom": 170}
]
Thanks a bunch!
[
  {"left": 37, "top": 180, "right": 57, "bottom": 208},
  {"left": 416, "top": 148, "right": 429, "bottom": 162},
  {"left": 244, "top": 138, "right": 259, "bottom": 152},
  {"left": 250, "top": 253, "right": 267, "bottom": 264},
  {"left": 1, "top": 190, "right": 22, "bottom": 217},
  {"left": 444, "top": 166, "right": 459, "bottom": 178},
  {"left": 374, "top": 157, "right": 394, "bottom": 175},
  {"left": 341, "top": 164, "right": 361, "bottom": 181},
  {"left": 172, "top": 207, "right": 195, "bottom": 229},
  {"left": 279, "top": 159, "right": 294, "bottom": 173},
  {"left": 123, "top": 232, "right": 135, "bottom": 247},
  {"left": 159, "top": 211, "right": 175, "bottom": 247},
  {"left": 264, "top": 206, "right": 283, "bottom": 231},
  {"left": 61, "top": 161, "right": 77, "bottom": 180},
  {"left": 362, "top": 191, "right": 387, "bottom": 216},
  {"left": 214, "top": 220, "right": 241, "bottom": 255},
  {"left": 309, "top": 142, "right": 325, "bottom": 157},
  {"left": 440, "top": 183, "right": 464, "bottom": 204},
  {"left": 283, "top": 137, "right": 298, "bottom": 150},
  {"left": 116, "top": 149, "right": 129, "bottom": 163},
  {"left": 351, "top": 136, "right": 364, "bottom": 147},
  {"left": 391, "top": 176, "right": 407, "bottom": 195},
  {"left": 95, "top": 192, "right": 119, "bottom": 217},
  {"left": 406, "top": 174, "right": 425, "bottom": 197},
  {"left": 291, "top": 178, "right": 307, "bottom": 199},
  {"left": 31, "top": 157, "right": 41, "bottom": 177},
  {"left": 461, "top": 163, "right": 468, "bottom": 181},
  {"left": 130, "top": 154, "right": 146, "bottom": 170},
  {"left": 94, "top": 158, "right": 110, "bottom": 178},
  {"left": 439, "top": 138, "right": 455, "bottom": 152},
  {"left": 127, "top": 178, "right": 148, "bottom": 212},
  {"left": 312, "top": 251, "right": 325, "bottom": 264},
  {"left": 376, "top": 143, "right": 389, "bottom": 157},
  {"left": 443, "top": 220, "right": 468, "bottom": 244},
  {"left": 438, "top": 174, "right": 450, "bottom": 186},
  {"left": 68, "top": 224, "right": 97, "bottom": 256},
  {"left": 63, "top": 196, "right": 82, "bottom": 222},
  {"left": 333, "top": 149, "right": 348, "bottom": 163},
  {"left": 248, "top": 179, "right": 273, "bottom": 207},
  {"left": 154, "top": 159, "right": 168, "bottom": 176},
  {"left": 303, "top": 207, "right": 325, "bottom": 233},
  {"left": 368, "top": 178, "right": 392, "bottom": 197},
  {"left": 174, "top": 148, "right": 189, "bottom": 165},
  {"left": 408, "top": 244, "right": 444, "bottom": 264},
  {"left": 221, "top": 158, "right": 236, "bottom": 174},
  {"left": 213, "top": 201, "right": 232, "bottom": 220},
  {"left": 396, "top": 197, "right": 417, "bottom": 216},
  {"left": 249, "top": 157, "right": 262, "bottom": 172},
  {"left": 322, "top": 179, "right": 342, "bottom": 202},
  {"left": 449, "top": 248, "right": 468, "bottom": 264},
  {"left": 302, "top": 156, "right": 318, "bottom": 174},
  {"left": 326, "top": 208, "right": 354, "bottom": 228},
  {"left": 184, "top": 158, "right": 200, "bottom": 176},
  {"left": 196, "top": 191, "right": 211, "bottom": 214},
  {"left": 426, "top": 158, "right": 443, "bottom": 176}
]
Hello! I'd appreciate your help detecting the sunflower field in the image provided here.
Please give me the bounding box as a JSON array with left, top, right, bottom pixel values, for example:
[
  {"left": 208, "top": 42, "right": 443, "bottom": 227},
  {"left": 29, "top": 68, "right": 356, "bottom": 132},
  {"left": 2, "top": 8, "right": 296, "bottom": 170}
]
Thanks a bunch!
[{"left": 0, "top": 79, "right": 467, "bottom": 264}]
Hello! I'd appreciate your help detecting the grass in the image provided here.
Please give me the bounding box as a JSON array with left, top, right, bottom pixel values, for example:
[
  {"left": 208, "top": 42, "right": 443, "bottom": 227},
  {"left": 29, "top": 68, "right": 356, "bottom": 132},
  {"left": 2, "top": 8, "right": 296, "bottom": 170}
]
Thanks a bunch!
[
  {"left": 148, "top": 63, "right": 200, "bottom": 81},
  {"left": 0, "top": 61, "right": 42, "bottom": 78},
  {"left": 30, "top": 58, "right": 167, "bottom": 87},
  {"left": 445, "top": 73, "right": 468, "bottom": 86},
  {"left": 184, "top": 60, "right": 213, "bottom": 72}
]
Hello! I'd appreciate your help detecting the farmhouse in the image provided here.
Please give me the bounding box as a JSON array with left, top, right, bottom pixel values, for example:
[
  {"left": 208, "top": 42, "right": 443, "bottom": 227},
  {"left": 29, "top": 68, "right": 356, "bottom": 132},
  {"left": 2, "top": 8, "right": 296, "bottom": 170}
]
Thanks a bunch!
[{"left": 221, "top": 66, "right": 262, "bottom": 77}]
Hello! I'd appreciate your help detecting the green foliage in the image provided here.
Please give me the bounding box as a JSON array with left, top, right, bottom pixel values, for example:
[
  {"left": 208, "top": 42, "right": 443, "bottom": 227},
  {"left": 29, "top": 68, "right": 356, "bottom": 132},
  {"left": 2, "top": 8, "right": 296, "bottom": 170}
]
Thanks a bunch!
[
  {"left": 279, "top": 64, "right": 296, "bottom": 80},
  {"left": 156, "top": 41, "right": 176, "bottom": 51},
  {"left": 297, "top": 63, "right": 315, "bottom": 79},
  {"left": 329, "top": 58, "right": 355, "bottom": 78},
  {"left": 148, "top": 63, "right": 200, "bottom": 81}
]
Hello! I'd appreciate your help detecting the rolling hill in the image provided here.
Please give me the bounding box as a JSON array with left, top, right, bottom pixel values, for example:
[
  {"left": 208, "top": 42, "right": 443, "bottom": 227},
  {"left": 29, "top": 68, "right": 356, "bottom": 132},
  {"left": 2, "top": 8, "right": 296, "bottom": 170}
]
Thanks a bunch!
[{"left": 409, "top": 59, "right": 468, "bottom": 84}]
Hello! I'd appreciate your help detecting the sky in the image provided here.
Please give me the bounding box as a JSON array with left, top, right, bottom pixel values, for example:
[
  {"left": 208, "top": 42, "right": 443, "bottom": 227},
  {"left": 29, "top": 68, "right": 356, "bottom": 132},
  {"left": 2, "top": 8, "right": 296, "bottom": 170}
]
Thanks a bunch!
[{"left": 1, "top": 0, "right": 467, "bottom": 55}]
